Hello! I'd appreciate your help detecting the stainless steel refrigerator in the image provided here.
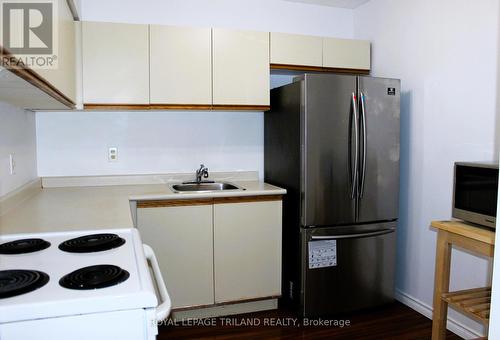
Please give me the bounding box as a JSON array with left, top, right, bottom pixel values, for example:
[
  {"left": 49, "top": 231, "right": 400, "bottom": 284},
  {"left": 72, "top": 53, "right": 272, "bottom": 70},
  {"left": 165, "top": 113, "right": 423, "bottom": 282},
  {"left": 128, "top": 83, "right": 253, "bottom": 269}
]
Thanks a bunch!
[{"left": 264, "top": 73, "right": 400, "bottom": 317}]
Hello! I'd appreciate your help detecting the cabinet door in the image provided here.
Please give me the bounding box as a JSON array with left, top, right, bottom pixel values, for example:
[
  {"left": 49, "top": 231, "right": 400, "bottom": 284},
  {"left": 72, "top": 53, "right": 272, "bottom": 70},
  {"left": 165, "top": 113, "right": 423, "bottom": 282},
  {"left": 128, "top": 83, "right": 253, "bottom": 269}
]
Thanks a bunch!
[
  {"left": 270, "top": 32, "right": 322, "bottom": 67},
  {"left": 323, "top": 38, "right": 371, "bottom": 70},
  {"left": 212, "top": 28, "right": 269, "bottom": 107},
  {"left": 150, "top": 25, "right": 211, "bottom": 106},
  {"left": 213, "top": 200, "right": 282, "bottom": 303},
  {"left": 35, "top": 0, "right": 76, "bottom": 103},
  {"left": 137, "top": 205, "right": 214, "bottom": 309},
  {"left": 82, "top": 21, "right": 149, "bottom": 104},
  {"left": 5, "top": 0, "right": 76, "bottom": 105}
]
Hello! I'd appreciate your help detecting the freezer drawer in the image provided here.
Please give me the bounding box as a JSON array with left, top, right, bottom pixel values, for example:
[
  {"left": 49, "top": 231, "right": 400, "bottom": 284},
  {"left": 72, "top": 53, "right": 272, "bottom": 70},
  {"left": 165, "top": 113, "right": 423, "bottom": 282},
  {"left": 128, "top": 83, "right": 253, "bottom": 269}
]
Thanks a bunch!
[{"left": 300, "top": 222, "right": 396, "bottom": 317}]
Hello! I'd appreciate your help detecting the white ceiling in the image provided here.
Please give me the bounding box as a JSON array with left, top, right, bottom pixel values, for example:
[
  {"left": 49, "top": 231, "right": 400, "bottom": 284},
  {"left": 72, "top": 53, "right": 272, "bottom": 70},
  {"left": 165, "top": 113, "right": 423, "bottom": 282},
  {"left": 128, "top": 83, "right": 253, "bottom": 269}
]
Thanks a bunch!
[{"left": 284, "top": 0, "right": 371, "bottom": 9}]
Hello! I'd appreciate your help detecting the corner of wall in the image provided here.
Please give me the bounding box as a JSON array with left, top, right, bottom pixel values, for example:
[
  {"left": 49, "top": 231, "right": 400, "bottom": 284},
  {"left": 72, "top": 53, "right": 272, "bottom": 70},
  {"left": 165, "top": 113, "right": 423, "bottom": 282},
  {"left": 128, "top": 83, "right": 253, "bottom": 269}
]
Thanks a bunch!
[{"left": 0, "top": 101, "right": 38, "bottom": 197}]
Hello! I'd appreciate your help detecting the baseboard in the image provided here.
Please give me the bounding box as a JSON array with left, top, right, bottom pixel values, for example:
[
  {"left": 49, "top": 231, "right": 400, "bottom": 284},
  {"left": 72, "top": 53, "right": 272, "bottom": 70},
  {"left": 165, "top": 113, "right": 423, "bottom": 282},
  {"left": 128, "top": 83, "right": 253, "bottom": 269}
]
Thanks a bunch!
[
  {"left": 0, "top": 178, "right": 41, "bottom": 216},
  {"left": 395, "top": 288, "right": 483, "bottom": 339},
  {"left": 170, "top": 299, "right": 278, "bottom": 321}
]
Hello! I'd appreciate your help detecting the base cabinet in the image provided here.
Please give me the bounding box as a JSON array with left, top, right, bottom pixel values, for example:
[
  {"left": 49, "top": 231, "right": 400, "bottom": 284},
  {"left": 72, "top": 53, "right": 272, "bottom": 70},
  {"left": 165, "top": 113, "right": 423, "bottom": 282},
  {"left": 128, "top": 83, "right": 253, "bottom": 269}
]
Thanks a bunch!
[
  {"left": 136, "top": 197, "right": 282, "bottom": 310},
  {"left": 214, "top": 201, "right": 282, "bottom": 303},
  {"left": 137, "top": 205, "right": 214, "bottom": 309}
]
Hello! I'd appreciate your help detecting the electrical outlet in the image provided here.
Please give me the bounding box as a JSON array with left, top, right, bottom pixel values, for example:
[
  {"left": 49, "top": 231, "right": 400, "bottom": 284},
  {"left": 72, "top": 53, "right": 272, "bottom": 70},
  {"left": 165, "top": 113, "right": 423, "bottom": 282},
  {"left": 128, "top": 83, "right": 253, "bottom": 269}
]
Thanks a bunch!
[
  {"left": 9, "top": 153, "right": 15, "bottom": 175},
  {"left": 108, "top": 147, "right": 118, "bottom": 162}
]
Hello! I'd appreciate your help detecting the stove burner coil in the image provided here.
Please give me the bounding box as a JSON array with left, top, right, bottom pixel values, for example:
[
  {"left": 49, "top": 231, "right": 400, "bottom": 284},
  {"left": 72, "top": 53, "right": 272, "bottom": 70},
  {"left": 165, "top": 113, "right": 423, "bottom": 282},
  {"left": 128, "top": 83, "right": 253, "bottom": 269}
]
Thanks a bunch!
[
  {"left": 0, "top": 238, "right": 51, "bottom": 255},
  {"left": 59, "top": 265, "right": 130, "bottom": 290},
  {"left": 59, "top": 233, "right": 125, "bottom": 253},
  {"left": 0, "top": 270, "right": 49, "bottom": 298}
]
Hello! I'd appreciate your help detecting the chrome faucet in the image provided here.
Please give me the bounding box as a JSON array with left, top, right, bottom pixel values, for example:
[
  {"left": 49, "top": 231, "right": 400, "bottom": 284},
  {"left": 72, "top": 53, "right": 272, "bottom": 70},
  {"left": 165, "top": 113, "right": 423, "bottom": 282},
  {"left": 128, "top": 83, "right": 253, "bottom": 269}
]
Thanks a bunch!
[{"left": 195, "top": 164, "right": 209, "bottom": 183}]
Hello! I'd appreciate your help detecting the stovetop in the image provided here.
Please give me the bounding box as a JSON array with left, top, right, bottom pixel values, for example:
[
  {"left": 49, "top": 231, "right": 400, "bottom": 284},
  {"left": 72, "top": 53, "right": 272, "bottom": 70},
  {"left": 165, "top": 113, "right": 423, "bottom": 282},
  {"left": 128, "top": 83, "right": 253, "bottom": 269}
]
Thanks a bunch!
[{"left": 0, "top": 228, "right": 157, "bottom": 324}]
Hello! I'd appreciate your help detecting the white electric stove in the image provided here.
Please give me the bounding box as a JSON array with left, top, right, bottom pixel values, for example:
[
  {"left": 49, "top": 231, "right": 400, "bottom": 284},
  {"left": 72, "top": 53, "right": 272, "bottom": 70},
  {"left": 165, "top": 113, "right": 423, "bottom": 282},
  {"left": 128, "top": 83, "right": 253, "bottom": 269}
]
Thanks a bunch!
[{"left": 0, "top": 228, "right": 171, "bottom": 340}]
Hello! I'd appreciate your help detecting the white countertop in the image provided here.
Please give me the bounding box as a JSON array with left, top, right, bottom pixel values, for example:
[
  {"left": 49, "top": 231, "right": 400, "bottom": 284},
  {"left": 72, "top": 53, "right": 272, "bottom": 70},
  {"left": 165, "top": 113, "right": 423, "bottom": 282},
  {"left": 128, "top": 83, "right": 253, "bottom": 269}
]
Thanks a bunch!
[{"left": 0, "top": 180, "right": 286, "bottom": 235}]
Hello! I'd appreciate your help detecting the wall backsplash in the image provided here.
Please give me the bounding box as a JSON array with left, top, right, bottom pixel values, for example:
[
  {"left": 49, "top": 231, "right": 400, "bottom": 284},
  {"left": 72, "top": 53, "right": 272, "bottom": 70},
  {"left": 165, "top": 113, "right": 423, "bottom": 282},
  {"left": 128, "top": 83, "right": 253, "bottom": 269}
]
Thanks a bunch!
[
  {"left": 0, "top": 102, "right": 37, "bottom": 197},
  {"left": 36, "top": 110, "right": 264, "bottom": 178}
]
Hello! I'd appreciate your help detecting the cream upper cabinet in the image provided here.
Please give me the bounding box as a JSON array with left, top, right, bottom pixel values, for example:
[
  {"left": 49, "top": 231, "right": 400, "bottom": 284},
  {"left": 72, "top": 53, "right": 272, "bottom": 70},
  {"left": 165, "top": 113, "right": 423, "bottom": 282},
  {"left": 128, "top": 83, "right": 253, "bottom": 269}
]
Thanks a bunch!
[
  {"left": 212, "top": 28, "right": 270, "bottom": 107},
  {"left": 137, "top": 204, "right": 214, "bottom": 309},
  {"left": 213, "top": 200, "right": 282, "bottom": 303},
  {"left": 3, "top": 0, "right": 76, "bottom": 108},
  {"left": 35, "top": 0, "right": 76, "bottom": 103},
  {"left": 270, "top": 32, "right": 322, "bottom": 67},
  {"left": 82, "top": 21, "right": 149, "bottom": 104},
  {"left": 323, "top": 37, "right": 371, "bottom": 70},
  {"left": 150, "top": 25, "right": 212, "bottom": 106}
]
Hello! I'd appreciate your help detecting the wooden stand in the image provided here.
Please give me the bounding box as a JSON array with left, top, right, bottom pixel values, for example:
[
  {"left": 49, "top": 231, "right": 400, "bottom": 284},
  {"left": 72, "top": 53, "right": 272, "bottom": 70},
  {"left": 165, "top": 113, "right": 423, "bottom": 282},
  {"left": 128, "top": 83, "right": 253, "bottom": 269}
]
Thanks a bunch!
[{"left": 431, "top": 220, "right": 495, "bottom": 340}]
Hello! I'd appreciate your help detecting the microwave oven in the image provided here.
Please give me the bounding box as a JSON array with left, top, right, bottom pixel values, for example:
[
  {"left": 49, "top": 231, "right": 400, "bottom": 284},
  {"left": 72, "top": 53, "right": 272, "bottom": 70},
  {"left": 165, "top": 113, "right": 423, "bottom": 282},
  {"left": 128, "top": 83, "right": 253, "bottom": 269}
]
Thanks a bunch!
[{"left": 453, "top": 162, "right": 499, "bottom": 228}]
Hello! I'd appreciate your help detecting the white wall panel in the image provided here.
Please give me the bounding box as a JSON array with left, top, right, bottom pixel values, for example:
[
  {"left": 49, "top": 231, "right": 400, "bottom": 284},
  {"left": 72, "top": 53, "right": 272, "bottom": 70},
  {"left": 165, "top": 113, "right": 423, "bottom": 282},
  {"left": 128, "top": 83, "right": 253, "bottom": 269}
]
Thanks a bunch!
[
  {"left": 354, "top": 0, "right": 498, "bottom": 336},
  {"left": 0, "top": 102, "right": 37, "bottom": 196},
  {"left": 36, "top": 111, "right": 263, "bottom": 177},
  {"left": 80, "top": 0, "right": 354, "bottom": 38}
]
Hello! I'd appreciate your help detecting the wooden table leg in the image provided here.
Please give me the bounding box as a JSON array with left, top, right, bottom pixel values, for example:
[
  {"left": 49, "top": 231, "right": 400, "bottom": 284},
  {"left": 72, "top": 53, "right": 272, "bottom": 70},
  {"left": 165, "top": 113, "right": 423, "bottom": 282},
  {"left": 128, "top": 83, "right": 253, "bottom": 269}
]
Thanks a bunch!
[{"left": 432, "top": 230, "right": 452, "bottom": 340}]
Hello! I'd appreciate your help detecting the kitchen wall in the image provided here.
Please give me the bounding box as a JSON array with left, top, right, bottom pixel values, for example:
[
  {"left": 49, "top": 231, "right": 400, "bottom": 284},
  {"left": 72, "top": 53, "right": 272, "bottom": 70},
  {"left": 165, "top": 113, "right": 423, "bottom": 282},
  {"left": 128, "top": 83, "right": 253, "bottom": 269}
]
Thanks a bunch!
[
  {"left": 0, "top": 102, "right": 37, "bottom": 197},
  {"left": 7, "top": 0, "right": 500, "bottom": 334},
  {"left": 36, "top": 111, "right": 263, "bottom": 177},
  {"left": 354, "top": 0, "right": 499, "bottom": 337},
  {"left": 35, "top": 0, "right": 354, "bottom": 178},
  {"left": 79, "top": 0, "right": 354, "bottom": 38},
  {"left": 487, "top": 5, "right": 500, "bottom": 337},
  {"left": 490, "top": 181, "right": 500, "bottom": 337}
]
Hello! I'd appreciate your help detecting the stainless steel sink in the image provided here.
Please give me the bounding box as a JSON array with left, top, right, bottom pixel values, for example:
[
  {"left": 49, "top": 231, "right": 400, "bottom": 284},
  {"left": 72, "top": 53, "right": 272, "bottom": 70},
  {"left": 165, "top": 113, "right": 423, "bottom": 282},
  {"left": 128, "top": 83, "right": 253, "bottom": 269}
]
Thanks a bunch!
[{"left": 170, "top": 182, "right": 244, "bottom": 193}]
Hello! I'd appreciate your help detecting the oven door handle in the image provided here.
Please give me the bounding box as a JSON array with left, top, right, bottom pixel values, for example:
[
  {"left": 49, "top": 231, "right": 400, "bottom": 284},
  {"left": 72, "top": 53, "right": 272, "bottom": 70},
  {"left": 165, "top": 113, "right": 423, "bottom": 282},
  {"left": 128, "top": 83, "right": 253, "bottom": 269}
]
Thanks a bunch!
[{"left": 143, "top": 244, "right": 171, "bottom": 321}]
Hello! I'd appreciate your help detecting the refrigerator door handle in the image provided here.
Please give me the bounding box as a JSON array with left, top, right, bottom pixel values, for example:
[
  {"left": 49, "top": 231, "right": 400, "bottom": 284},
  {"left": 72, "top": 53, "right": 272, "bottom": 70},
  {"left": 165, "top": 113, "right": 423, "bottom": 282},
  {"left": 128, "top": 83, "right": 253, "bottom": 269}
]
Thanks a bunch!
[
  {"left": 349, "top": 92, "right": 359, "bottom": 199},
  {"left": 310, "top": 228, "right": 395, "bottom": 240},
  {"left": 359, "top": 92, "right": 367, "bottom": 198}
]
